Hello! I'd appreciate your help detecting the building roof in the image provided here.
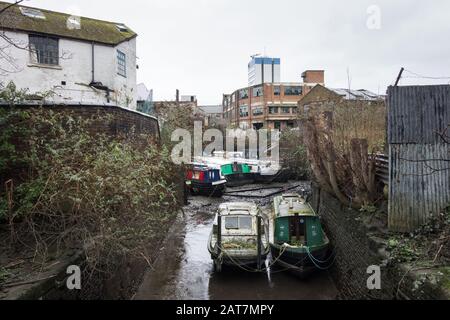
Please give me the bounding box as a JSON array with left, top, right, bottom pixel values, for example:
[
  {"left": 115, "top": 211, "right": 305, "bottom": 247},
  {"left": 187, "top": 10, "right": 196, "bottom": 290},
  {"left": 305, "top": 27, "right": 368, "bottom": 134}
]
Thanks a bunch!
[
  {"left": 198, "top": 105, "right": 223, "bottom": 114},
  {"left": 136, "top": 83, "right": 152, "bottom": 101},
  {"left": 328, "top": 88, "right": 383, "bottom": 101},
  {"left": 0, "top": 1, "right": 137, "bottom": 46}
]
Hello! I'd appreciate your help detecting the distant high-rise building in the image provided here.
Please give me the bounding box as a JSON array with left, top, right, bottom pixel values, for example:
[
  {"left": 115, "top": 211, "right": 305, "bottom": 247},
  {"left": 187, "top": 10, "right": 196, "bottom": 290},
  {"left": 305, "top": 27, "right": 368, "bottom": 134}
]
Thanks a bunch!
[{"left": 248, "top": 56, "right": 281, "bottom": 86}]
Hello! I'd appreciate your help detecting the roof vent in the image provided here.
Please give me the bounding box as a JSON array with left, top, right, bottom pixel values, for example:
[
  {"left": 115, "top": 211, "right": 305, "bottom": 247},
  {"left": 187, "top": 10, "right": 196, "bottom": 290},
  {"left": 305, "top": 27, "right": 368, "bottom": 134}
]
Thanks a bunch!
[
  {"left": 116, "top": 24, "right": 128, "bottom": 32},
  {"left": 67, "top": 16, "right": 81, "bottom": 30},
  {"left": 20, "top": 7, "right": 46, "bottom": 20}
]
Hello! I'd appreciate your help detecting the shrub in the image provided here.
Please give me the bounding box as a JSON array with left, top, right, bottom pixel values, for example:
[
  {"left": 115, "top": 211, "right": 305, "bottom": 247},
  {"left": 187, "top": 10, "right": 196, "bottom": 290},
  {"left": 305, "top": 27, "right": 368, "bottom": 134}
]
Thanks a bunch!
[{"left": 0, "top": 105, "right": 183, "bottom": 273}]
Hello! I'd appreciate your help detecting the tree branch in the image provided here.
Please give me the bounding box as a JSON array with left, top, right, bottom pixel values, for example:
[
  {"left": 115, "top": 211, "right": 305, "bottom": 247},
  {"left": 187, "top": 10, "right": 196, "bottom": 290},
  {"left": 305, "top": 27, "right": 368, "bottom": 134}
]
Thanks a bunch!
[{"left": 0, "top": 0, "right": 24, "bottom": 16}]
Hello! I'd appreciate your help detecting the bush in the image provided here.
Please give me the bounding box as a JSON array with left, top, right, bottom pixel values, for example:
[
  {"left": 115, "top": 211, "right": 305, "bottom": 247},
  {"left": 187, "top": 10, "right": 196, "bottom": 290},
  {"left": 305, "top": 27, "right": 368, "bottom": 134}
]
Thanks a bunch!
[
  {"left": 279, "top": 129, "right": 310, "bottom": 179},
  {"left": 0, "top": 105, "right": 183, "bottom": 273}
]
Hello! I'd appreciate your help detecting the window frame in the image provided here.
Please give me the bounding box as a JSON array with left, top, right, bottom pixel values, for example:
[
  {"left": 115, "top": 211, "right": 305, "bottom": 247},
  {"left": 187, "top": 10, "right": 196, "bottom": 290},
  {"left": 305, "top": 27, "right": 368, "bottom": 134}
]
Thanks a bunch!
[
  {"left": 284, "top": 86, "right": 303, "bottom": 96},
  {"left": 269, "top": 106, "right": 279, "bottom": 114},
  {"left": 239, "top": 88, "right": 249, "bottom": 100},
  {"left": 252, "top": 86, "right": 263, "bottom": 98},
  {"left": 239, "top": 105, "right": 249, "bottom": 118},
  {"left": 252, "top": 106, "right": 263, "bottom": 116},
  {"left": 281, "top": 107, "right": 291, "bottom": 114},
  {"left": 29, "top": 34, "right": 59, "bottom": 66},
  {"left": 273, "top": 86, "right": 281, "bottom": 96},
  {"left": 224, "top": 216, "right": 253, "bottom": 230},
  {"left": 117, "top": 49, "right": 127, "bottom": 77}
]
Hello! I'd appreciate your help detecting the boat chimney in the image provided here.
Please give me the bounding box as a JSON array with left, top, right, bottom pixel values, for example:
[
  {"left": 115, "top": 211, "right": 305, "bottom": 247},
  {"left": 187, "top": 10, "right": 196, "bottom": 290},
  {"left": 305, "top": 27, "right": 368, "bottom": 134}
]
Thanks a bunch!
[{"left": 289, "top": 199, "right": 294, "bottom": 209}]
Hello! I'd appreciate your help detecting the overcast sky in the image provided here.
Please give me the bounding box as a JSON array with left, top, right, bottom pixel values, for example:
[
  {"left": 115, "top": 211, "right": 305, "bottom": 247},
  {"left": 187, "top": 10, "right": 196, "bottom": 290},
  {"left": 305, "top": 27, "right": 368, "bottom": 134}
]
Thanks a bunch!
[{"left": 19, "top": 0, "right": 450, "bottom": 105}]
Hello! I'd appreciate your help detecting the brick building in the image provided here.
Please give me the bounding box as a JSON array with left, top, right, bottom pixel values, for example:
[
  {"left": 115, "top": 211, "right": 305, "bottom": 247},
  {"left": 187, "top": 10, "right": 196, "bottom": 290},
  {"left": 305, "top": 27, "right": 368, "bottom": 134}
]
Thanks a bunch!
[
  {"left": 297, "top": 84, "right": 385, "bottom": 113},
  {"left": 223, "top": 70, "right": 325, "bottom": 130}
]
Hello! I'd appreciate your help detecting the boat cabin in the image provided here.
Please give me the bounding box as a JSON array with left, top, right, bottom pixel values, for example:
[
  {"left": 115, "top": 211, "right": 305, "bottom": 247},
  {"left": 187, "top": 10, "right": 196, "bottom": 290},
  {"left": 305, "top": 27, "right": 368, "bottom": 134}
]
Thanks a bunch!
[
  {"left": 186, "top": 164, "right": 222, "bottom": 184},
  {"left": 221, "top": 162, "right": 251, "bottom": 176},
  {"left": 273, "top": 194, "right": 325, "bottom": 247},
  {"left": 214, "top": 202, "right": 262, "bottom": 236}
]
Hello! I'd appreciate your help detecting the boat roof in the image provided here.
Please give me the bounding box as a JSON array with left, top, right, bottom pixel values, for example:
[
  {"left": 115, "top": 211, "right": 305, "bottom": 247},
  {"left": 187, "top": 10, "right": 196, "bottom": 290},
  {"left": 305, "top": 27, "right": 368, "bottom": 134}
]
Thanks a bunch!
[
  {"left": 218, "top": 202, "right": 259, "bottom": 216},
  {"left": 274, "top": 193, "right": 316, "bottom": 217}
]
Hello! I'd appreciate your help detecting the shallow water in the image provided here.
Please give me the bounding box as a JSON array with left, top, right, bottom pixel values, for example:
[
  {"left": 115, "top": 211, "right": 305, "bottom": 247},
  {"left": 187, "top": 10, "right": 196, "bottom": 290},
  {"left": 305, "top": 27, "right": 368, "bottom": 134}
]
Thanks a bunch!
[{"left": 134, "top": 182, "right": 338, "bottom": 300}]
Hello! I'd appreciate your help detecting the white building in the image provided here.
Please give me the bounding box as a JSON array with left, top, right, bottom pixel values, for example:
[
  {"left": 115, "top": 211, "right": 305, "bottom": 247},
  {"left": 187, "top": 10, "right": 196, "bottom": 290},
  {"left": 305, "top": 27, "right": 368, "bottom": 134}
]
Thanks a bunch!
[
  {"left": 248, "top": 56, "right": 281, "bottom": 86},
  {"left": 0, "top": 2, "right": 138, "bottom": 110}
]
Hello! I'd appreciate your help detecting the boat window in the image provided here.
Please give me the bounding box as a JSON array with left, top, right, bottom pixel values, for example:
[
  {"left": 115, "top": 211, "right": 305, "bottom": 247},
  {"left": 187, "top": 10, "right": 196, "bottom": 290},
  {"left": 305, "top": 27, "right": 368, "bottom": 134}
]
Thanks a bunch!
[
  {"left": 224, "top": 216, "right": 253, "bottom": 230},
  {"left": 225, "top": 217, "right": 239, "bottom": 229},
  {"left": 239, "top": 216, "right": 252, "bottom": 230}
]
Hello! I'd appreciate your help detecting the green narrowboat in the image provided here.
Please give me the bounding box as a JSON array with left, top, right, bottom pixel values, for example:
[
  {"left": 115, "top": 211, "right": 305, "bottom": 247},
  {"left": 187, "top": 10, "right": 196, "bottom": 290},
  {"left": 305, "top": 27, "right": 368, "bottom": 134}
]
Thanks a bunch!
[
  {"left": 270, "top": 193, "right": 332, "bottom": 277},
  {"left": 220, "top": 162, "right": 255, "bottom": 187}
]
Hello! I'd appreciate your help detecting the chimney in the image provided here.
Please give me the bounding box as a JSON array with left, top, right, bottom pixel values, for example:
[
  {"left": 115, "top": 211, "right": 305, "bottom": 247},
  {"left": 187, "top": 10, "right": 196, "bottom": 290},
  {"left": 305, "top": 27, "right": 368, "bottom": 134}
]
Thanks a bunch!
[
  {"left": 176, "top": 89, "right": 180, "bottom": 103},
  {"left": 302, "top": 70, "right": 325, "bottom": 85}
]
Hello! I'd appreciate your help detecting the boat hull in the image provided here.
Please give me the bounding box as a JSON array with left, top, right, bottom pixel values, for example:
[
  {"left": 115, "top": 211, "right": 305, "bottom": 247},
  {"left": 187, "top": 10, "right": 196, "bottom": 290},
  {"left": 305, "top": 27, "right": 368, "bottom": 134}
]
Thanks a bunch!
[
  {"left": 270, "top": 243, "right": 330, "bottom": 278},
  {"left": 224, "top": 174, "right": 255, "bottom": 187},
  {"left": 187, "top": 181, "right": 225, "bottom": 197}
]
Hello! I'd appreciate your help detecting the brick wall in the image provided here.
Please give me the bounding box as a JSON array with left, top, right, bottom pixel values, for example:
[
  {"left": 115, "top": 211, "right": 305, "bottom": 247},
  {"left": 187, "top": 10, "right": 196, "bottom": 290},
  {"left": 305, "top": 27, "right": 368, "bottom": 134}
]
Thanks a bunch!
[
  {"left": 3, "top": 104, "right": 160, "bottom": 140},
  {"left": 311, "top": 184, "right": 448, "bottom": 300}
]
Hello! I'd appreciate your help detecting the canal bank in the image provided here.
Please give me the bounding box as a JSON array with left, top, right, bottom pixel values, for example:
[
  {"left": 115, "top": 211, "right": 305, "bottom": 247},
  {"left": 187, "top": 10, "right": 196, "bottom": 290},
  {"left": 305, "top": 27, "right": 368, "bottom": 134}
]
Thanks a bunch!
[
  {"left": 310, "top": 183, "right": 449, "bottom": 300},
  {"left": 134, "top": 182, "right": 338, "bottom": 300}
]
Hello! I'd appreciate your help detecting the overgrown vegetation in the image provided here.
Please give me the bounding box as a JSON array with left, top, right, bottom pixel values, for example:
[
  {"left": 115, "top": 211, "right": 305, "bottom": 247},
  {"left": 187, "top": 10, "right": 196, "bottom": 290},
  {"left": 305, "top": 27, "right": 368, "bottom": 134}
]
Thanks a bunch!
[
  {"left": 279, "top": 129, "right": 310, "bottom": 180},
  {"left": 386, "top": 208, "right": 449, "bottom": 265},
  {"left": 0, "top": 83, "right": 184, "bottom": 275},
  {"left": 302, "top": 99, "right": 386, "bottom": 209}
]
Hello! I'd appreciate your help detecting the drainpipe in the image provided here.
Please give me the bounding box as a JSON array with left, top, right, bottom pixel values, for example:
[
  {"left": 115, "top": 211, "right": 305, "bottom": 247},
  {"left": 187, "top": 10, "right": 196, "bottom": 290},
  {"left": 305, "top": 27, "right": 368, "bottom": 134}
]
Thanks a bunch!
[{"left": 91, "top": 42, "right": 95, "bottom": 83}]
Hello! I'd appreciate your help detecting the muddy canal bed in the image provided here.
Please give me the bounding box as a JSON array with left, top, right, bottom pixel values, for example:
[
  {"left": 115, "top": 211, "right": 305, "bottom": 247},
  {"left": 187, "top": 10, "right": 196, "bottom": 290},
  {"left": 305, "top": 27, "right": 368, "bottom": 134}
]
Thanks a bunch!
[{"left": 134, "top": 182, "right": 338, "bottom": 300}]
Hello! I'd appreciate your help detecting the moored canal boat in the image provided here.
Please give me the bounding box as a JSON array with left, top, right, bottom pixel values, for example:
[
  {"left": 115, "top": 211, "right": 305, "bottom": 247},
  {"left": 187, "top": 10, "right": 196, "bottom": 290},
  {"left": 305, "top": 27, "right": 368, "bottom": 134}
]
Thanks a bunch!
[
  {"left": 220, "top": 162, "right": 255, "bottom": 187},
  {"left": 208, "top": 202, "right": 270, "bottom": 272},
  {"left": 185, "top": 164, "right": 226, "bottom": 197},
  {"left": 270, "top": 193, "right": 331, "bottom": 277}
]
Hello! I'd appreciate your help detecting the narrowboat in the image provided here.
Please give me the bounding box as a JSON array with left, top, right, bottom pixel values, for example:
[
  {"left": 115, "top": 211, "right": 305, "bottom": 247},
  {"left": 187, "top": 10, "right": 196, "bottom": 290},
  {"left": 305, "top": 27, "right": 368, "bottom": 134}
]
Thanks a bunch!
[
  {"left": 208, "top": 202, "right": 270, "bottom": 272},
  {"left": 220, "top": 162, "right": 255, "bottom": 187},
  {"left": 270, "top": 194, "right": 331, "bottom": 277},
  {"left": 185, "top": 164, "right": 226, "bottom": 197}
]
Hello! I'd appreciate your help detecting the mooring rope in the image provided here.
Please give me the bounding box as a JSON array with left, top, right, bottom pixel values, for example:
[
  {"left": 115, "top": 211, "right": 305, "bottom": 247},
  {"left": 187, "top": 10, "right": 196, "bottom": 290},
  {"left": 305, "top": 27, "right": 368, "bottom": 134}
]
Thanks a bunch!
[
  {"left": 305, "top": 247, "right": 336, "bottom": 270},
  {"left": 215, "top": 242, "right": 288, "bottom": 273}
]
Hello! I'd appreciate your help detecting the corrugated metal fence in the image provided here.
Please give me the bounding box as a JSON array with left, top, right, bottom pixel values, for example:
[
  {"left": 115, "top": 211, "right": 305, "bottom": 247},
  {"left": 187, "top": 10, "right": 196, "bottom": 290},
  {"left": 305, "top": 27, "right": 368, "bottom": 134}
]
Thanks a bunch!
[{"left": 387, "top": 85, "right": 450, "bottom": 232}]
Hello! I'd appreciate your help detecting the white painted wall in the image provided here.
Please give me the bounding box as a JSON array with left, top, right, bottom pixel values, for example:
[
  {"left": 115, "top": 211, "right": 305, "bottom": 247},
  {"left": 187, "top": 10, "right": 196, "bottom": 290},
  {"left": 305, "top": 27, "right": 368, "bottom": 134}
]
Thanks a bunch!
[{"left": 0, "top": 31, "right": 137, "bottom": 110}]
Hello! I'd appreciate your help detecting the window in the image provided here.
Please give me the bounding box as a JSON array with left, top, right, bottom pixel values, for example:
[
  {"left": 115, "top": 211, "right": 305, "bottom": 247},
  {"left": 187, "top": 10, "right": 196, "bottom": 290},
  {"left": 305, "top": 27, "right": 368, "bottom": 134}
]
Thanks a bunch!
[
  {"left": 239, "top": 88, "right": 249, "bottom": 100},
  {"left": 225, "top": 217, "right": 239, "bottom": 229},
  {"left": 20, "top": 7, "right": 46, "bottom": 19},
  {"left": 117, "top": 50, "right": 127, "bottom": 77},
  {"left": 284, "top": 86, "right": 302, "bottom": 96},
  {"left": 282, "top": 107, "right": 290, "bottom": 114},
  {"left": 116, "top": 24, "right": 128, "bottom": 32},
  {"left": 239, "top": 217, "right": 252, "bottom": 230},
  {"left": 252, "top": 106, "right": 263, "bottom": 116},
  {"left": 29, "top": 35, "right": 59, "bottom": 65},
  {"left": 239, "top": 105, "right": 248, "bottom": 117},
  {"left": 269, "top": 107, "right": 279, "bottom": 114},
  {"left": 225, "top": 216, "right": 252, "bottom": 230},
  {"left": 273, "top": 86, "right": 281, "bottom": 96},
  {"left": 252, "top": 86, "right": 263, "bottom": 97}
]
